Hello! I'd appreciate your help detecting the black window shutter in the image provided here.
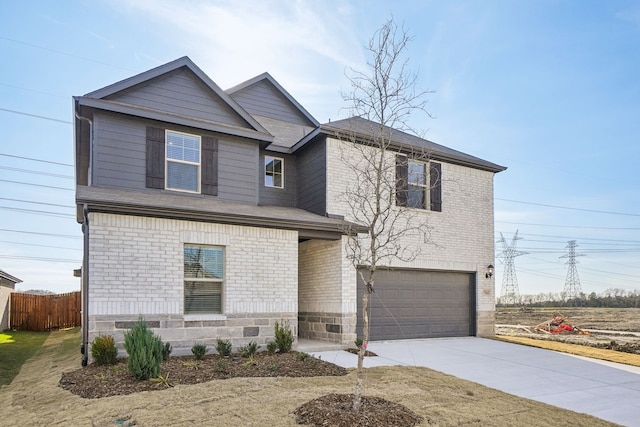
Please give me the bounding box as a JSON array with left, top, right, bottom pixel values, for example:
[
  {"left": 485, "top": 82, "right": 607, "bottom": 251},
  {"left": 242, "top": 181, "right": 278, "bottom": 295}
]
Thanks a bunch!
[
  {"left": 201, "top": 136, "right": 218, "bottom": 196},
  {"left": 146, "top": 127, "right": 165, "bottom": 189},
  {"left": 430, "top": 162, "right": 442, "bottom": 212},
  {"left": 396, "top": 155, "right": 408, "bottom": 207}
]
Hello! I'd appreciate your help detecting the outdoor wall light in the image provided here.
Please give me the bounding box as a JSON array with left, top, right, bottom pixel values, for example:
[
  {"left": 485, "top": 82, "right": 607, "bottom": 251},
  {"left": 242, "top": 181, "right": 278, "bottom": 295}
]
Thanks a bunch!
[{"left": 485, "top": 264, "right": 494, "bottom": 279}]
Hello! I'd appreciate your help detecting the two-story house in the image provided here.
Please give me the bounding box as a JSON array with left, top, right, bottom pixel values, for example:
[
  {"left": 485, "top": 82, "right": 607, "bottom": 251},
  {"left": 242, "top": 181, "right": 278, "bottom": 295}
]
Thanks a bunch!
[{"left": 74, "top": 57, "right": 505, "bottom": 363}]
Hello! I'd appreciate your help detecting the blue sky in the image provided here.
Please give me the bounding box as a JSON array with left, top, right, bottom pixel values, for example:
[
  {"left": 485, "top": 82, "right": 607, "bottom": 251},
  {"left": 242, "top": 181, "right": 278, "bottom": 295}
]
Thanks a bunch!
[{"left": 0, "top": 0, "right": 638, "bottom": 297}]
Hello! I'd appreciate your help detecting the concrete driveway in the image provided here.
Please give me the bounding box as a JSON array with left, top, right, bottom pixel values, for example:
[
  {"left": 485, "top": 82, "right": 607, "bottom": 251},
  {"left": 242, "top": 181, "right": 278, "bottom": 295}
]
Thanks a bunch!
[{"left": 311, "top": 337, "right": 640, "bottom": 427}]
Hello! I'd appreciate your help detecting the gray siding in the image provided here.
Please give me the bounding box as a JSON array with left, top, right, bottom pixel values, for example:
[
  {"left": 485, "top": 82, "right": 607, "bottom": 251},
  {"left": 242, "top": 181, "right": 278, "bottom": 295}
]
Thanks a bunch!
[
  {"left": 231, "top": 80, "right": 312, "bottom": 126},
  {"left": 93, "top": 114, "right": 146, "bottom": 189},
  {"left": 259, "top": 150, "right": 296, "bottom": 207},
  {"left": 217, "top": 139, "right": 258, "bottom": 204},
  {"left": 92, "top": 112, "right": 259, "bottom": 204},
  {"left": 296, "top": 138, "right": 326, "bottom": 215},
  {"left": 106, "top": 69, "right": 249, "bottom": 128}
]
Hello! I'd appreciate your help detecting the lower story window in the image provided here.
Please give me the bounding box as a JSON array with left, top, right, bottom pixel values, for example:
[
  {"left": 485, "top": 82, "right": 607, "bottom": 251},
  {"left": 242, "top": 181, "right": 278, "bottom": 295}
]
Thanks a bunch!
[{"left": 184, "top": 244, "right": 224, "bottom": 314}]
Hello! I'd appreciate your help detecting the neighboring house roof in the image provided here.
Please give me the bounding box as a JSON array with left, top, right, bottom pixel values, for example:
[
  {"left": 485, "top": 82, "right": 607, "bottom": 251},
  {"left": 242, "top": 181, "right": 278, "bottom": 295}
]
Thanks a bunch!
[
  {"left": 227, "top": 72, "right": 319, "bottom": 150},
  {"left": 319, "top": 116, "right": 507, "bottom": 173},
  {"left": 0, "top": 269, "right": 22, "bottom": 284},
  {"left": 76, "top": 56, "right": 273, "bottom": 143},
  {"left": 76, "top": 186, "right": 367, "bottom": 239}
]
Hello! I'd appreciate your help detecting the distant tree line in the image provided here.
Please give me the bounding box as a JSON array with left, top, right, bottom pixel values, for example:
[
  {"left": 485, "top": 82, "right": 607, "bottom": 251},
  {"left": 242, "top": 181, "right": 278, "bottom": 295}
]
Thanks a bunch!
[{"left": 496, "top": 288, "right": 640, "bottom": 308}]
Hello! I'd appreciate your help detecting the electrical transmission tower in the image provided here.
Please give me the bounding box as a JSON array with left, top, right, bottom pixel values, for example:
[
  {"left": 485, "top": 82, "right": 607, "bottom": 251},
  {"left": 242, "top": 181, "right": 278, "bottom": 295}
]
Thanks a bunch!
[
  {"left": 497, "top": 230, "right": 528, "bottom": 305},
  {"left": 560, "top": 240, "right": 585, "bottom": 300}
]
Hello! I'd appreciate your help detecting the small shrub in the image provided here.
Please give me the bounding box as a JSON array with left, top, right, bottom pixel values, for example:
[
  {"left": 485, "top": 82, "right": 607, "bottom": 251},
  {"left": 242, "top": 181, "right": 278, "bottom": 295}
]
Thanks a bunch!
[
  {"left": 239, "top": 341, "right": 260, "bottom": 358},
  {"left": 191, "top": 344, "right": 208, "bottom": 360},
  {"left": 297, "top": 351, "right": 311, "bottom": 362},
  {"left": 355, "top": 337, "right": 363, "bottom": 349},
  {"left": 162, "top": 342, "right": 172, "bottom": 360},
  {"left": 266, "top": 341, "right": 278, "bottom": 353},
  {"left": 274, "top": 319, "right": 294, "bottom": 353},
  {"left": 215, "top": 338, "right": 233, "bottom": 357},
  {"left": 151, "top": 373, "right": 173, "bottom": 388},
  {"left": 91, "top": 334, "right": 118, "bottom": 365},
  {"left": 213, "top": 359, "right": 228, "bottom": 372},
  {"left": 123, "top": 317, "right": 163, "bottom": 381}
]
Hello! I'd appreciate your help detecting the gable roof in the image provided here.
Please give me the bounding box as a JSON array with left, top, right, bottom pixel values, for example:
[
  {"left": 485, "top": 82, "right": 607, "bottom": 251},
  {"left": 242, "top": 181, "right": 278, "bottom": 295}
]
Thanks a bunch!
[
  {"left": 319, "top": 116, "right": 507, "bottom": 173},
  {"left": 227, "top": 72, "right": 319, "bottom": 127},
  {"left": 227, "top": 73, "right": 319, "bottom": 150},
  {"left": 76, "top": 56, "right": 272, "bottom": 142},
  {"left": 0, "top": 269, "right": 22, "bottom": 284}
]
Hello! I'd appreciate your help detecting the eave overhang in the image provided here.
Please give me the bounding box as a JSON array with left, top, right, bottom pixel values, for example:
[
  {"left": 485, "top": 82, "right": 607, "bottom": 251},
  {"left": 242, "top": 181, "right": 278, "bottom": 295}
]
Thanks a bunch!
[
  {"left": 74, "top": 97, "right": 274, "bottom": 143},
  {"left": 75, "top": 186, "right": 366, "bottom": 239},
  {"left": 320, "top": 121, "right": 507, "bottom": 174}
]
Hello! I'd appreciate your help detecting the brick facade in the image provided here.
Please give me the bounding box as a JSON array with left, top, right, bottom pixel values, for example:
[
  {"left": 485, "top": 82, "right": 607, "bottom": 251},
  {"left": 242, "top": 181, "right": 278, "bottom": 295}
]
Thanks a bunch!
[
  {"left": 88, "top": 213, "right": 298, "bottom": 354},
  {"left": 325, "top": 137, "right": 497, "bottom": 336},
  {"left": 298, "top": 237, "right": 357, "bottom": 344}
]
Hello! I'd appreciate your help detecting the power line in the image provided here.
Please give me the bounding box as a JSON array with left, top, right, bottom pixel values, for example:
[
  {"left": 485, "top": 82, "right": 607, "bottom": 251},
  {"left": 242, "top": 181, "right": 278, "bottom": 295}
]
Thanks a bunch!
[
  {"left": 0, "top": 153, "right": 73, "bottom": 167},
  {"left": 0, "top": 179, "right": 73, "bottom": 191},
  {"left": 504, "top": 232, "right": 640, "bottom": 244},
  {"left": 496, "top": 220, "right": 640, "bottom": 231},
  {"left": 514, "top": 266, "right": 638, "bottom": 291},
  {"left": 0, "top": 107, "right": 71, "bottom": 124},
  {"left": 0, "top": 83, "right": 67, "bottom": 99},
  {"left": 0, "top": 166, "right": 73, "bottom": 179},
  {"left": 0, "top": 255, "right": 79, "bottom": 263},
  {"left": 496, "top": 198, "right": 640, "bottom": 217},
  {"left": 0, "top": 197, "right": 73, "bottom": 209},
  {"left": 578, "top": 266, "right": 639, "bottom": 279},
  {"left": 0, "top": 35, "right": 133, "bottom": 71},
  {"left": 0, "top": 228, "right": 81, "bottom": 239},
  {"left": 0, "top": 206, "right": 75, "bottom": 218},
  {"left": 0, "top": 240, "right": 80, "bottom": 251}
]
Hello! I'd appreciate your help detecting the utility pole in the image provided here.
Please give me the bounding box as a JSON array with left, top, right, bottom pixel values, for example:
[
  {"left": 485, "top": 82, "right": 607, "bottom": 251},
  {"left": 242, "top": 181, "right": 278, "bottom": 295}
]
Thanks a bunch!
[
  {"left": 560, "top": 240, "right": 585, "bottom": 300},
  {"left": 497, "top": 230, "right": 528, "bottom": 305}
]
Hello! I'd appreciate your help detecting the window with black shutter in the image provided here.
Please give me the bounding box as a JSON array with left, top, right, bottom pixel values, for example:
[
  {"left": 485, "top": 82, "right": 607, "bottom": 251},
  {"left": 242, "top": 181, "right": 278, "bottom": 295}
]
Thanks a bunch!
[
  {"left": 430, "top": 162, "right": 442, "bottom": 212},
  {"left": 146, "top": 127, "right": 165, "bottom": 189},
  {"left": 395, "top": 154, "right": 442, "bottom": 211},
  {"left": 396, "top": 155, "right": 408, "bottom": 207},
  {"left": 145, "top": 127, "right": 217, "bottom": 195}
]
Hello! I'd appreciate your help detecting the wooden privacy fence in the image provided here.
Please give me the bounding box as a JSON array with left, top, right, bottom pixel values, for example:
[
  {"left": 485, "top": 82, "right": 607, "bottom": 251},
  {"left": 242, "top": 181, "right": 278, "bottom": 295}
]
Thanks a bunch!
[{"left": 10, "top": 291, "right": 81, "bottom": 332}]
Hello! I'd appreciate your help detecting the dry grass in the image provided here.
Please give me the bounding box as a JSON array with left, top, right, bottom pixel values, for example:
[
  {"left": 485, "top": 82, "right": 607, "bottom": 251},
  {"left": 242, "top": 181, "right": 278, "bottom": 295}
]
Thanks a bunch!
[
  {"left": 0, "top": 329, "right": 622, "bottom": 426},
  {"left": 495, "top": 335, "right": 640, "bottom": 367}
]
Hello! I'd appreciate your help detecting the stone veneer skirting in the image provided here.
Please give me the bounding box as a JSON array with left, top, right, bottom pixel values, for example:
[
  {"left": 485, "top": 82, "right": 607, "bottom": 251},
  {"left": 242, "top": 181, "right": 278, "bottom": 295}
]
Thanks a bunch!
[
  {"left": 89, "top": 312, "right": 297, "bottom": 357},
  {"left": 298, "top": 311, "right": 356, "bottom": 345}
]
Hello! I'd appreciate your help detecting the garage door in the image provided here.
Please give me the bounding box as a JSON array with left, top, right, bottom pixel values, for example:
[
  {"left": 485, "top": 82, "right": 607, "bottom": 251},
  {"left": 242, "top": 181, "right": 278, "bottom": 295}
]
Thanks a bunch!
[{"left": 356, "top": 269, "right": 475, "bottom": 341}]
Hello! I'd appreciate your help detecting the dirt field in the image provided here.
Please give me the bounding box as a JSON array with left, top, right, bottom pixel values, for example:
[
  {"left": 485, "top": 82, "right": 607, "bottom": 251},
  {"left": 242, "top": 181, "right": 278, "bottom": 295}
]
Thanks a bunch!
[
  {"left": 496, "top": 307, "right": 640, "bottom": 355},
  {"left": 0, "top": 329, "right": 621, "bottom": 427}
]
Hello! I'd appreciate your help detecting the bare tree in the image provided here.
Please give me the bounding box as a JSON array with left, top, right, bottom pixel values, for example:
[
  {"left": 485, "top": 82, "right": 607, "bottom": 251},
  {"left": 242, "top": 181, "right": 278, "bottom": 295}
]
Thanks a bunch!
[{"left": 336, "top": 18, "right": 434, "bottom": 411}]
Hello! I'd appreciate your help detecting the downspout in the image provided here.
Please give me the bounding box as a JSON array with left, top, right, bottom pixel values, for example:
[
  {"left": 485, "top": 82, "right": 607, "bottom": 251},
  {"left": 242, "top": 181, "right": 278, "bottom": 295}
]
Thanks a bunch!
[
  {"left": 81, "top": 206, "right": 90, "bottom": 366},
  {"left": 75, "top": 108, "right": 92, "bottom": 366},
  {"left": 75, "top": 111, "right": 93, "bottom": 186}
]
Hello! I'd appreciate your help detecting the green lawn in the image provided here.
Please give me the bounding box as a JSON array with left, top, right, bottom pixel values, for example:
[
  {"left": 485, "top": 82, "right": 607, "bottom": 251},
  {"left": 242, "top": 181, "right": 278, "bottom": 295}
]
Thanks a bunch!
[{"left": 0, "top": 329, "right": 50, "bottom": 386}]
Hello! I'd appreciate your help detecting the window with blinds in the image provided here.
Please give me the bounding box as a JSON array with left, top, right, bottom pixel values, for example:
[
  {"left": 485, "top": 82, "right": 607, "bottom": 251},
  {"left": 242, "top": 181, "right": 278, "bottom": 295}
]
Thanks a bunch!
[
  {"left": 184, "top": 245, "right": 223, "bottom": 314},
  {"left": 166, "top": 130, "right": 200, "bottom": 192}
]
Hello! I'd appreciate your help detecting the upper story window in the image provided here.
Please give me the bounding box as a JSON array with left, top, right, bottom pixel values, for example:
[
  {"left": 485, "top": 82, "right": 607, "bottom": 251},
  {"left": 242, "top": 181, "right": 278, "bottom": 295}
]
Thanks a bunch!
[
  {"left": 146, "top": 126, "right": 218, "bottom": 196},
  {"left": 396, "top": 155, "right": 442, "bottom": 212},
  {"left": 166, "top": 130, "right": 201, "bottom": 193},
  {"left": 265, "top": 156, "right": 284, "bottom": 188},
  {"left": 407, "top": 160, "right": 428, "bottom": 209}
]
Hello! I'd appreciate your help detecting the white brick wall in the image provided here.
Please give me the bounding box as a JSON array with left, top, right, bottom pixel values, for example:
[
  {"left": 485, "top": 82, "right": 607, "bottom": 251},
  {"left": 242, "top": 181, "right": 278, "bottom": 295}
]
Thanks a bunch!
[
  {"left": 89, "top": 213, "right": 298, "bottom": 317},
  {"left": 87, "top": 213, "right": 300, "bottom": 353},
  {"left": 297, "top": 236, "right": 358, "bottom": 343},
  {"left": 325, "top": 137, "right": 497, "bottom": 335}
]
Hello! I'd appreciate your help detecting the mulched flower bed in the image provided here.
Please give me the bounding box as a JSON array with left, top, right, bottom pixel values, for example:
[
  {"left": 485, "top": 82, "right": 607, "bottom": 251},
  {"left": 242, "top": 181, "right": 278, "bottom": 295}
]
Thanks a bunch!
[{"left": 59, "top": 351, "right": 347, "bottom": 399}]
